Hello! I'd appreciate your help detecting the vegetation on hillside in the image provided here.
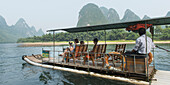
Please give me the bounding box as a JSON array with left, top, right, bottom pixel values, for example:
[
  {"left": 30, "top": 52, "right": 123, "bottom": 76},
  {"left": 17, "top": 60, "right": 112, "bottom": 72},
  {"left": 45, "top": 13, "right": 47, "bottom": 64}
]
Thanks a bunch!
[
  {"left": 77, "top": 3, "right": 108, "bottom": 27},
  {"left": 17, "top": 26, "right": 170, "bottom": 43}
]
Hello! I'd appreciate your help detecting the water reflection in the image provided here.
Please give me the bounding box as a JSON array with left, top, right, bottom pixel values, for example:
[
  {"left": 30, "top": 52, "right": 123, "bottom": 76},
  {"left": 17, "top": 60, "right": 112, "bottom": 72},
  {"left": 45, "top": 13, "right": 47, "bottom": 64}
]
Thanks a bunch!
[
  {"left": 21, "top": 63, "right": 134, "bottom": 85},
  {"left": 39, "top": 71, "right": 52, "bottom": 84},
  {"left": 62, "top": 72, "right": 134, "bottom": 85},
  {"left": 0, "top": 43, "right": 169, "bottom": 85}
]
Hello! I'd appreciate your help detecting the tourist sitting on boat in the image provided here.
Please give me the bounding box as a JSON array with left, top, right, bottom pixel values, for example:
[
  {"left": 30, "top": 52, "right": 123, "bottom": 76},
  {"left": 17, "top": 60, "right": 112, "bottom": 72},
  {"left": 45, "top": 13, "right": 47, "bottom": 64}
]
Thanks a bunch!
[
  {"left": 61, "top": 38, "right": 79, "bottom": 62},
  {"left": 59, "top": 42, "right": 73, "bottom": 56},
  {"left": 90, "top": 38, "right": 98, "bottom": 52},
  {"left": 80, "top": 41, "right": 85, "bottom": 45},
  {"left": 126, "top": 28, "right": 155, "bottom": 64},
  {"left": 72, "top": 38, "right": 79, "bottom": 52},
  {"left": 60, "top": 42, "right": 73, "bottom": 62},
  {"left": 83, "top": 38, "right": 98, "bottom": 65}
]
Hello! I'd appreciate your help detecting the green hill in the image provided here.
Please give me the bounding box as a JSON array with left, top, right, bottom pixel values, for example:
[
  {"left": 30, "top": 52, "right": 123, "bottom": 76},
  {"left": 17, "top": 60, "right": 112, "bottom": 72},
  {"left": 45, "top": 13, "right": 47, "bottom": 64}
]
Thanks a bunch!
[
  {"left": 0, "top": 16, "right": 44, "bottom": 43},
  {"left": 77, "top": 3, "right": 108, "bottom": 27}
]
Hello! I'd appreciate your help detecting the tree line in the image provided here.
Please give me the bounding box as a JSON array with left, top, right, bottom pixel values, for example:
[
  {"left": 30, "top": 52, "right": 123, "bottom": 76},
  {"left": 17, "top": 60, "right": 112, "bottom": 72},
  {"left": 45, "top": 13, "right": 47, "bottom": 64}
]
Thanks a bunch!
[{"left": 17, "top": 26, "right": 170, "bottom": 42}]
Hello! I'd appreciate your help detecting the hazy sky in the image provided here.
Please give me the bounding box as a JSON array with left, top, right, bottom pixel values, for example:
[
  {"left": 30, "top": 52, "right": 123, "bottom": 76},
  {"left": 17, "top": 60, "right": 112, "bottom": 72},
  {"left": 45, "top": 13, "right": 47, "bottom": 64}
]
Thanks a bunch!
[{"left": 0, "top": 0, "right": 169, "bottom": 32}]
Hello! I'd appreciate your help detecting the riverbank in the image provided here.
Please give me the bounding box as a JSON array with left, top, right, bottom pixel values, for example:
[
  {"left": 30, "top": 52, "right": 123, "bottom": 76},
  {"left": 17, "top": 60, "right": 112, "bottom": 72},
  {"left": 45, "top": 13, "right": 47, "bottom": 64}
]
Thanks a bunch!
[{"left": 18, "top": 40, "right": 170, "bottom": 47}]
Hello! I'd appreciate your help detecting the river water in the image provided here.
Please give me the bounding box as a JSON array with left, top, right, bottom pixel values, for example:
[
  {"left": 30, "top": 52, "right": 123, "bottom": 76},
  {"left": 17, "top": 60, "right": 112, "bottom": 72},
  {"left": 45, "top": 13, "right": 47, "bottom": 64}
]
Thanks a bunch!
[{"left": 0, "top": 43, "right": 169, "bottom": 85}]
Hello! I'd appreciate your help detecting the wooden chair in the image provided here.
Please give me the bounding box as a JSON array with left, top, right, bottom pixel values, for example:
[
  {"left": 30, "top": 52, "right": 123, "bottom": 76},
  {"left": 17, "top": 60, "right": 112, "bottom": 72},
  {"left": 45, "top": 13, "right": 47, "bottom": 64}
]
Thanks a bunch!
[
  {"left": 84, "top": 44, "right": 107, "bottom": 66},
  {"left": 66, "top": 45, "right": 80, "bottom": 64},
  {"left": 77, "top": 45, "right": 88, "bottom": 57},
  {"left": 82, "top": 45, "right": 88, "bottom": 56},
  {"left": 83, "top": 44, "right": 97, "bottom": 66},
  {"left": 104, "top": 44, "right": 126, "bottom": 69},
  {"left": 96, "top": 44, "right": 107, "bottom": 67},
  {"left": 111, "top": 44, "right": 126, "bottom": 67},
  {"left": 114, "top": 44, "right": 126, "bottom": 60},
  {"left": 66, "top": 45, "right": 88, "bottom": 64}
]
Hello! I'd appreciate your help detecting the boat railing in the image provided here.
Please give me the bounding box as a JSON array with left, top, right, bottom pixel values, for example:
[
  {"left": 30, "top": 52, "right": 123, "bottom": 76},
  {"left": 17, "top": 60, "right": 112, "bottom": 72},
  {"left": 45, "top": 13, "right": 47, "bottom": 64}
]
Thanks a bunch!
[{"left": 43, "top": 50, "right": 151, "bottom": 81}]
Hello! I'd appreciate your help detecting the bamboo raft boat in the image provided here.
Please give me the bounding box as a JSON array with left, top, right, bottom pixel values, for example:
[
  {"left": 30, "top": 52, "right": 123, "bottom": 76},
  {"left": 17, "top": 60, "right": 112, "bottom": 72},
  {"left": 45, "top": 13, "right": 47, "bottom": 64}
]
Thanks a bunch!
[
  {"left": 22, "top": 54, "right": 154, "bottom": 85},
  {"left": 22, "top": 17, "right": 170, "bottom": 85}
]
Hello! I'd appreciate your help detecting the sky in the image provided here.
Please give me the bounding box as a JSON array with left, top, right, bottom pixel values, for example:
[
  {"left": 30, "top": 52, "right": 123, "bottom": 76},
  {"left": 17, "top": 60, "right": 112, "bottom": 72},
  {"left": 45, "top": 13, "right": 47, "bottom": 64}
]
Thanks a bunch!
[{"left": 0, "top": 0, "right": 169, "bottom": 33}]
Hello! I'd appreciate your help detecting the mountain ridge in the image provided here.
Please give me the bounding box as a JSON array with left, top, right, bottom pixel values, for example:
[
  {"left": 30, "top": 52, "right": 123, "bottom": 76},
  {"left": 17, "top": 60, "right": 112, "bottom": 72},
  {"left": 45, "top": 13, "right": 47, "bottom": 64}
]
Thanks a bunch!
[
  {"left": 77, "top": 3, "right": 170, "bottom": 27},
  {"left": 77, "top": 4, "right": 142, "bottom": 27},
  {"left": 121, "top": 9, "right": 141, "bottom": 22},
  {"left": 77, "top": 3, "right": 108, "bottom": 27},
  {"left": 0, "top": 16, "right": 44, "bottom": 42}
]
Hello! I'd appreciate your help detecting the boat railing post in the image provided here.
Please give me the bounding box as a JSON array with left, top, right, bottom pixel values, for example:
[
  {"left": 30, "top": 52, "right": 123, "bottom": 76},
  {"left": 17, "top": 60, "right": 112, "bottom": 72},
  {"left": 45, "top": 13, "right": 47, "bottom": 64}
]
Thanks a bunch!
[
  {"left": 152, "top": 26, "right": 155, "bottom": 69},
  {"left": 122, "top": 55, "right": 124, "bottom": 72},
  {"left": 125, "top": 55, "right": 128, "bottom": 72},
  {"left": 134, "top": 55, "right": 136, "bottom": 73},
  {"left": 112, "top": 54, "right": 115, "bottom": 67},
  {"left": 147, "top": 54, "right": 149, "bottom": 81},
  {"left": 53, "top": 31, "right": 55, "bottom": 67},
  {"left": 103, "top": 53, "right": 106, "bottom": 69},
  {"left": 80, "top": 52, "right": 82, "bottom": 66},
  {"left": 68, "top": 51, "right": 70, "bottom": 65},
  {"left": 95, "top": 52, "right": 96, "bottom": 68},
  {"left": 88, "top": 52, "right": 89, "bottom": 71},
  {"left": 57, "top": 51, "right": 59, "bottom": 63}
]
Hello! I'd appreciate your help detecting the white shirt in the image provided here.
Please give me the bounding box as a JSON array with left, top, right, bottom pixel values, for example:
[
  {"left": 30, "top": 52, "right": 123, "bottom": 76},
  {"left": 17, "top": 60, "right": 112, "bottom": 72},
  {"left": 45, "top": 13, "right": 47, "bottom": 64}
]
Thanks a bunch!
[{"left": 133, "top": 34, "right": 155, "bottom": 54}]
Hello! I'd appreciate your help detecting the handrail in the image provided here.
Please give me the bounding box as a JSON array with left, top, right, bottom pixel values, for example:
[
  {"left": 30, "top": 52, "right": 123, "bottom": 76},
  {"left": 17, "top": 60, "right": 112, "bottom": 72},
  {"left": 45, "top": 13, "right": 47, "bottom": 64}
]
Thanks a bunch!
[{"left": 44, "top": 49, "right": 150, "bottom": 79}]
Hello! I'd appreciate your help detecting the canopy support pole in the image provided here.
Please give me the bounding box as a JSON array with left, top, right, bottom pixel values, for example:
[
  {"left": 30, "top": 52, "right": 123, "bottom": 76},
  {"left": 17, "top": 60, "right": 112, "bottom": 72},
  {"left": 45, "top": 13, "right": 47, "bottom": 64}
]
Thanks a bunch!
[
  {"left": 152, "top": 27, "right": 155, "bottom": 68},
  {"left": 86, "top": 30, "right": 90, "bottom": 71},
  {"left": 86, "top": 30, "right": 89, "bottom": 46},
  {"left": 145, "top": 22, "right": 149, "bottom": 82},
  {"left": 104, "top": 30, "right": 106, "bottom": 44},
  {"left": 53, "top": 31, "right": 55, "bottom": 64}
]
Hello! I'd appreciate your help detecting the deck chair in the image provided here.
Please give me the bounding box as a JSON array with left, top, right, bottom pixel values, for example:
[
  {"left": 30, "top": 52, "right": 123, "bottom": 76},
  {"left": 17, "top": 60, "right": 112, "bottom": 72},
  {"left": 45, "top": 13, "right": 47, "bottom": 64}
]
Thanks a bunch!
[
  {"left": 82, "top": 44, "right": 88, "bottom": 56},
  {"left": 83, "top": 45, "right": 88, "bottom": 53},
  {"left": 66, "top": 45, "right": 80, "bottom": 64},
  {"left": 114, "top": 44, "right": 126, "bottom": 60},
  {"left": 84, "top": 44, "right": 107, "bottom": 66},
  {"left": 83, "top": 44, "right": 98, "bottom": 66},
  {"left": 95, "top": 44, "right": 107, "bottom": 59},
  {"left": 77, "top": 45, "right": 88, "bottom": 58},
  {"left": 96, "top": 44, "right": 107, "bottom": 67},
  {"left": 66, "top": 45, "right": 88, "bottom": 64},
  {"left": 109, "top": 44, "right": 126, "bottom": 67}
]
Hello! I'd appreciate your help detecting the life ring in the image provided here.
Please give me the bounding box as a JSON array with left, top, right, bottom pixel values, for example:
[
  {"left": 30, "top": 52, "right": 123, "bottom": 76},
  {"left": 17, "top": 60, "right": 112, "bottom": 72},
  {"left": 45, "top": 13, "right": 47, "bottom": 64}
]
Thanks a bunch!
[{"left": 148, "top": 52, "right": 153, "bottom": 64}]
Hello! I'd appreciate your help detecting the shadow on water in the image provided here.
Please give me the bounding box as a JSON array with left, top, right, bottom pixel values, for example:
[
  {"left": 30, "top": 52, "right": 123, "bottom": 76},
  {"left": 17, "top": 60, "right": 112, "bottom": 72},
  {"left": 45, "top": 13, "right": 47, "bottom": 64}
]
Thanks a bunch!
[
  {"left": 22, "top": 63, "right": 134, "bottom": 85},
  {"left": 39, "top": 71, "right": 52, "bottom": 84}
]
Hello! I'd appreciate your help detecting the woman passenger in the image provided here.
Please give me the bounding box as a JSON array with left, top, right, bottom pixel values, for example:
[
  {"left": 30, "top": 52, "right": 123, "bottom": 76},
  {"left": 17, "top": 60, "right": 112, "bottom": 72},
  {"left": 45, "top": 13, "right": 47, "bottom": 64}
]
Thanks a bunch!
[
  {"left": 61, "top": 39, "right": 79, "bottom": 62},
  {"left": 59, "top": 42, "right": 73, "bottom": 56}
]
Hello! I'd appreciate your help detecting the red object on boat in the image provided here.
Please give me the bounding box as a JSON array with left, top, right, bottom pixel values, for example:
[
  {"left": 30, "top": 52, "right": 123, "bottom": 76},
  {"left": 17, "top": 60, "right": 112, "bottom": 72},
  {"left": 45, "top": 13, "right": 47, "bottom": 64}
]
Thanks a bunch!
[{"left": 126, "top": 24, "right": 153, "bottom": 32}]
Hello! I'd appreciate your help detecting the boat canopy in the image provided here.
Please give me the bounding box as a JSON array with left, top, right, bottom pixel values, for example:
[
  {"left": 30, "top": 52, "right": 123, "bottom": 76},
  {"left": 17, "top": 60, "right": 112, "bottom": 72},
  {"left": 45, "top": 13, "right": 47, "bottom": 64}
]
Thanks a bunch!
[{"left": 47, "top": 17, "right": 170, "bottom": 33}]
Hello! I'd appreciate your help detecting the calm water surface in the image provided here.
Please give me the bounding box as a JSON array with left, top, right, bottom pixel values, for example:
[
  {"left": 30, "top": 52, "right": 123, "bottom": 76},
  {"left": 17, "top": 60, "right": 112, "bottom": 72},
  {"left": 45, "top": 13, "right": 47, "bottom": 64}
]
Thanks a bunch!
[{"left": 0, "top": 43, "right": 169, "bottom": 85}]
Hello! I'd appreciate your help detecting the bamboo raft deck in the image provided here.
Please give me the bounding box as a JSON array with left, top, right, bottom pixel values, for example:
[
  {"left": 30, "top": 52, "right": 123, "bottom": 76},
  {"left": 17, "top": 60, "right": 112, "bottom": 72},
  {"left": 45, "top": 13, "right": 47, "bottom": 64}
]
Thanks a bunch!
[{"left": 23, "top": 54, "right": 156, "bottom": 83}]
